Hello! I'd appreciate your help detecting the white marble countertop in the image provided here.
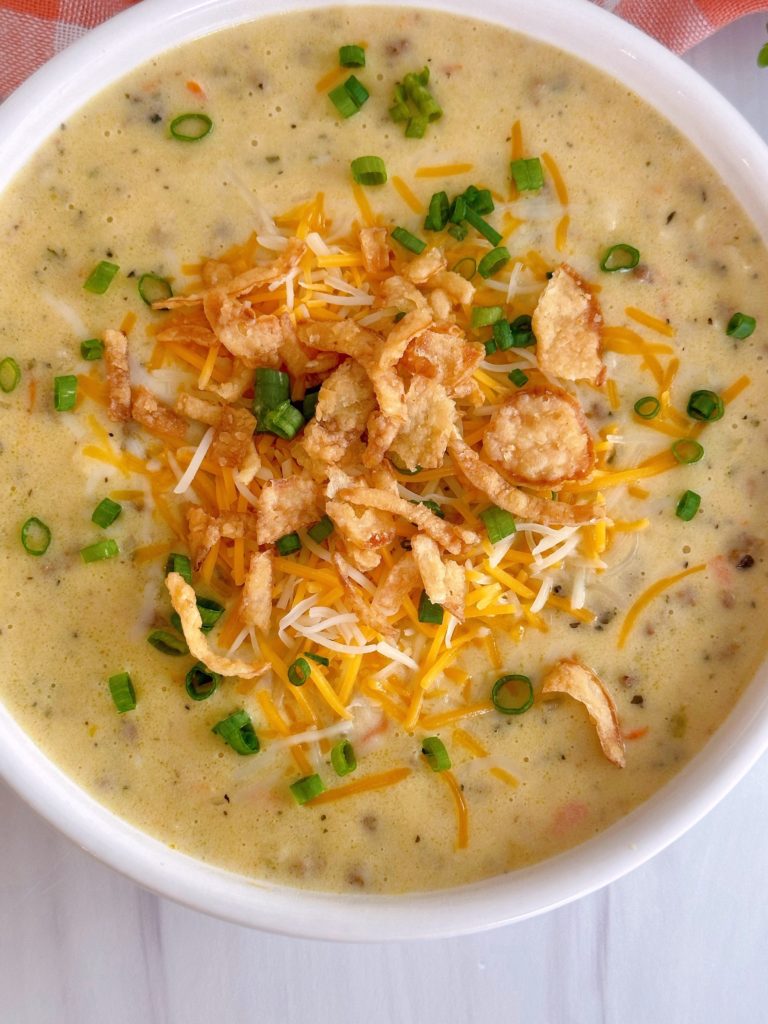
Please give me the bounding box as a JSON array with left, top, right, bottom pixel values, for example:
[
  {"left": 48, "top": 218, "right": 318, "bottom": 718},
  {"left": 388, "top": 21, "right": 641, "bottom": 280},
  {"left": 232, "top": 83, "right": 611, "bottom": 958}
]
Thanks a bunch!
[{"left": 2, "top": 10, "right": 768, "bottom": 1023}]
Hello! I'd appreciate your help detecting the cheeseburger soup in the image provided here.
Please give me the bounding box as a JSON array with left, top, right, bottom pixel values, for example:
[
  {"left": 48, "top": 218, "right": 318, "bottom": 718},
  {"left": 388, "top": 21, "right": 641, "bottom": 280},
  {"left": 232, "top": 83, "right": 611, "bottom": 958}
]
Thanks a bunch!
[{"left": 1, "top": 6, "right": 767, "bottom": 894}]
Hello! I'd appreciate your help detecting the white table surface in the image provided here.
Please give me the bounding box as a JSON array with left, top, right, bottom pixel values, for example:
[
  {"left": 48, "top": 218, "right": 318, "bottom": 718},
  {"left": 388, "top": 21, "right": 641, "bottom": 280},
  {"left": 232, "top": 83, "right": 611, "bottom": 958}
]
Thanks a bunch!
[{"left": 2, "top": 10, "right": 768, "bottom": 1023}]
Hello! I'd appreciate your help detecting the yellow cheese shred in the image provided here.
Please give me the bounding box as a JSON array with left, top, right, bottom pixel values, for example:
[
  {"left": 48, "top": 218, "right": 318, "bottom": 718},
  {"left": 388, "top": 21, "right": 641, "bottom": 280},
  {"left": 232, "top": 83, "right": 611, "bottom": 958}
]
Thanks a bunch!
[{"left": 617, "top": 563, "right": 707, "bottom": 648}]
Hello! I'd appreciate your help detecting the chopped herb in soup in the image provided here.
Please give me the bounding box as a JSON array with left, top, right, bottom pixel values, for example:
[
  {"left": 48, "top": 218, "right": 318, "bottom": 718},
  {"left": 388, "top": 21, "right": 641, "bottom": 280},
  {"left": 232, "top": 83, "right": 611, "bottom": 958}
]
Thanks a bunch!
[{"left": 0, "top": 6, "right": 767, "bottom": 894}]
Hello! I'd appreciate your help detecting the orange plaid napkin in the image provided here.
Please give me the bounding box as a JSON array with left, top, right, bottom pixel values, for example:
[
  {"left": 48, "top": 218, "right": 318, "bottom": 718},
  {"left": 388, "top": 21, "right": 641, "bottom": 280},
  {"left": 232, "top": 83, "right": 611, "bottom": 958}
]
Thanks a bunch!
[{"left": 1, "top": 0, "right": 767, "bottom": 98}]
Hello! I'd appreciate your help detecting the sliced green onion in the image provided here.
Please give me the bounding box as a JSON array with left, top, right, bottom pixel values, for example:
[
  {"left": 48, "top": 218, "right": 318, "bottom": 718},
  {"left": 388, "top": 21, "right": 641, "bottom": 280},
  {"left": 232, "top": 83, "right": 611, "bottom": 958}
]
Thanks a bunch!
[
  {"left": 492, "top": 320, "right": 513, "bottom": 351},
  {"left": 672, "top": 439, "right": 704, "bottom": 465},
  {"left": 54, "top": 375, "right": 78, "bottom": 411},
  {"left": 169, "top": 112, "right": 213, "bottom": 142},
  {"left": 600, "top": 243, "right": 640, "bottom": 273},
  {"left": 212, "top": 709, "right": 260, "bottom": 755},
  {"left": 391, "top": 226, "right": 426, "bottom": 254},
  {"left": 462, "top": 185, "right": 494, "bottom": 215},
  {"left": 484, "top": 339, "right": 497, "bottom": 356},
  {"left": 290, "top": 773, "right": 325, "bottom": 804},
  {"left": 276, "top": 532, "right": 301, "bottom": 555},
  {"left": 0, "top": 357, "right": 21, "bottom": 393},
  {"left": 403, "top": 70, "right": 442, "bottom": 122},
  {"left": 83, "top": 260, "right": 119, "bottom": 294},
  {"left": 676, "top": 489, "right": 701, "bottom": 521},
  {"left": 479, "top": 506, "right": 517, "bottom": 544},
  {"left": 302, "top": 388, "right": 320, "bottom": 420},
  {"left": 634, "top": 395, "right": 660, "bottom": 419},
  {"left": 350, "top": 156, "right": 387, "bottom": 186},
  {"left": 509, "top": 315, "right": 536, "bottom": 347},
  {"left": 197, "top": 596, "right": 224, "bottom": 633},
  {"left": 165, "top": 552, "right": 192, "bottom": 585},
  {"left": 510, "top": 157, "right": 544, "bottom": 192},
  {"left": 262, "top": 400, "right": 305, "bottom": 440},
  {"left": 491, "top": 674, "right": 534, "bottom": 715},
  {"left": 147, "top": 629, "right": 187, "bottom": 655},
  {"left": 80, "top": 538, "right": 119, "bottom": 563},
  {"left": 329, "top": 82, "right": 360, "bottom": 118},
  {"left": 686, "top": 389, "right": 724, "bottom": 422},
  {"left": 393, "top": 311, "right": 406, "bottom": 323},
  {"left": 411, "top": 498, "right": 444, "bottom": 519},
  {"left": 421, "top": 736, "right": 451, "bottom": 772},
  {"left": 405, "top": 115, "right": 428, "bottom": 139},
  {"left": 138, "top": 273, "right": 173, "bottom": 306},
  {"left": 448, "top": 223, "right": 468, "bottom": 242},
  {"left": 108, "top": 672, "right": 136, "bottom": 713},
  {"left": 91, "top": 497, "right": 122, "bottom": 529},
  {"left": 449, "top": 195, "right": 467, "bottom": 223},
  {"left": 726, "top": 312, "right": 756, "bottom": 339},
  {"left": 424, "top": 191, "right": 450, "bottom": 231},
  {"left": 331, "top": 739, "right": 357, "bottom": 776},
  {"left": 185, "top": 663, "right": 220, "bottom": 701},
  {"left": 253, "top": 367, "right": 290, "bottom": 416},
  {"left": 80, "top": 338, "right": 103, "bottom": 361},
  {"left": 339, "top": 44, "right": 366, "bottom": 67},
  {"left": 389, "top": 456, "right": 423, "bottom": 475},
  {"left": 344, "top": 75, "right": 369, "bottom": 108},
  {"left": 451, "top": 256, "right": 476, "bottom": 280},
  {"left": 288, "top": 657, "right": 311, "bottom": 686},
  {"left": 471, "top": 306, "right": 504, "bottom": 328},
  {"left": 508, "top": 368, "right": 528, "bottom": 387},
  {"left": 307, "top": 515, "right": 334, "bottom": 543},
  {"left": 464, "top": 207, "right": 502, "bottom": 246},
  {"left": 389, "top": 84, "right": 411, "bottom": 123},
  {"left": 759, "top": 42, "right": 768, "bottom": 68},
  {"left": 418, "top": 590, "right": 443, "bottom": 624},
  {"left": 305, "top": 652, "right": 330, "bottom": 667},
  {"left": 478, "top": 246, "right": 510, "bottom": 279},
  {"left": 20, "top": 517, "right": 51, "bottom": 556}
]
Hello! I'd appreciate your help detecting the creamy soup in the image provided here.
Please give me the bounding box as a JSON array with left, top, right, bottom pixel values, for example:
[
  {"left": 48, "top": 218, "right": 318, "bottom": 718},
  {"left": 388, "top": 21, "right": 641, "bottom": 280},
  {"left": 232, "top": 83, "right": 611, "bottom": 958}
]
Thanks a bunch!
[{"left": 1, "top": 6, "right": 767, "bottom": 895}]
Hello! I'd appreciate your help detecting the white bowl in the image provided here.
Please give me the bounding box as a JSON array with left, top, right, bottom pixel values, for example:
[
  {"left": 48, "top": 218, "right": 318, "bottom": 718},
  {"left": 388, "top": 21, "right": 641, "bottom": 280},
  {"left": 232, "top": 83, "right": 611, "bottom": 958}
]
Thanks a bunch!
[{"left": 2, "top": 0, "right": 768, "bottom": 941}]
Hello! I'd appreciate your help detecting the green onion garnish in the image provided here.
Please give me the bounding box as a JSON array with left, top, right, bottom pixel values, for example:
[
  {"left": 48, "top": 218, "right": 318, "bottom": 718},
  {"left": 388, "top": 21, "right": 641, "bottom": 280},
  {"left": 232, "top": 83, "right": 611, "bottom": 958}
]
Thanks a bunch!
[
  {"left": 331, "top": 739, "right": 357, "bottom": 776},
  {"left": 478, "top": 246, "right": 510, "bottom": 279},
  {"left": 451, "top": 256, "right": 476, "bottom": 280},
  {"left": 80, "top": 338, "right": 104, "bottom": 361},
  {"left": 686, "top": 389, "right": 724, "bottom": 422},
  {"left": 448, "top": 223, "right": 468, "bottom": 242},
  {"left": 418, "top": 590, "right": 444, "bottom": 624},
  {"left": 676, "top": 489, "right": 701, "bottom": 521},
  {"left": 479, "top": 506, "right": 516, "bottom": 544},
  {"left": 405, "top": 115, "right": 428, "bottom": 139},
  {"left": 276, "top": 532, "right": 301, "bottom": 556},
  {"left": 600, "top": 244, "right": 640, "bottom": 273},
  {"left": 464, "top": 207, "right": 502, "bottom": 246},
  {"left": 491, "top": 674, "right": 534, "bottom": 715},
  {"left": 305, "top": 652, "right": 330, "bottom": 667},
  {"left": 471, "top": 306, "right": 504, "bottom": 328},
  {"left": 253, "top": 367, "right": 289, "bottom": 412},
  {"left": 80, "top": 538, "right": 119, "bottom": 563},
  {"left": 672, "top": 439, "right": 704, "bottom": 465},
  {"left": 20, "top": 517, "right": 51, "bottom": 556},
  {"left": 91, "top": 497, "right": 122, "bottom": 529},
  {"left": 83, "top": 260, "right": 119, "bottom": 294},
  {"left": 484, "top": 339, "right": 497, "bottom": 356},
  {"left": 391, "top": 226, "right": 426, "bottom": 254},
  {"left": 0, "top": 357, "right": 21, "bottom": 393},
  {"left": 634, "top": 395, "right": 660, "bottom": 419},
  {"left": 302, "top": 388, "right": 320, "bottom": 420},
  {"left": 492, "top": 320, "right": 513, "bottom": 351},
  {"left": 288, "top": 657, "right": 311, "bottom": 686},
  {"left": 339, "top": 44, "right": 366, "bottom": 67},
  {"left": 344, "top": 75, "right": 369, "bottom": 108},
  {"left": 212, "top": 709, "right": 260, "bottom": 755},
  {"left": 508, "top": 368, "right": 528, "bottom": 387},
  {"left": 449, "top": 195, "right": 467, "bottom": 224},
  {"left": 290, "top": 773, "right": 325, "bottom": 804},
  {"left": 411, "top": 498, "right": 444, "bottom": 519},
  {"left": 424, "top": 191, "right": 450, "bottom": 231},
  {"left": 421, "top": 736, "right": 451, "bottom": 772},
  {"left": 350, "top": 156, "right": 387, "bottom": 186},
  {"left": 509, "top": 315, "right": 536, "bottom": 347},
  {"left": 185, "top": 663, "right": 220, "bottom": 701},
  {"left": 463, "top": 185, "right": 494, "bottom": 215},
  {"left": 307, "top": 515, "right": 334, "bottom": 543},
  {"left": 759, "top": 42, "right": 768, "bottom": 68},
  {"left": 165, "top": 552, "right": 192, "bottom": 585},
  {"left": 138, "top": 273, "right": 173, "bottom": 306},
  {"left": 510, "top": 157, "right": 544, "bottom": 192},
  {"left": 108, "top": 672, "right": 136, "bottom": 713},
  {"left": 262, "top": 400, "right": 305, "bottom": 440},
  {"left": 54, "top": 375, "right": 78, "bottom": 411},
  {"left": 329, "top": 81, "right": 362, "bottom": 119},
  {"left": 389, "top": 84, "right": 411, "bottom": 123},
  {"left": 197, "top": 596, "right": 224, "bottom": 632},
  {"left": 147, "top": 629, "right": 188, "bottom": 655},
  {"left": 169, "top": 113, "right": 213, "bottom": 142},
  {"left": 726, "top": 312, "right": 756, "bottom": 339}
]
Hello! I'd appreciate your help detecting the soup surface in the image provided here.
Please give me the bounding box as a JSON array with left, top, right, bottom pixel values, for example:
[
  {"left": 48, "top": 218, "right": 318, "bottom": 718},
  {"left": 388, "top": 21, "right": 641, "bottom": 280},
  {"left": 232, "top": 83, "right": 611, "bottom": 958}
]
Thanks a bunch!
[{"left": 1, "top": 6, "right": 767, "bottom": 894}]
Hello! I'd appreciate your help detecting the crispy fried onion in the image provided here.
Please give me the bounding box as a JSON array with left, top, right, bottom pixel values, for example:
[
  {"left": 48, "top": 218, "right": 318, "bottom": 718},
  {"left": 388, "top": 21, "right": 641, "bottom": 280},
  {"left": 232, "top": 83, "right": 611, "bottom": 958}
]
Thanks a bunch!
[
  {"left": 401, "top": 325, "right": 483, "bottom": 397},
  {"left": 176, "top": 395, "right": 260, "bottom": 482},
  {"left": 448, "top": 433, "right": 600, "bottom": 526},
  {"left": 532, "top": 264, "right": 605, "bottom": 385},
  {"left": 412, "top": 534, "right": 466, "bottom": 621},
  {"left": 255, "top": 477, "right": 323, "bottom": 545},
  {"left": 166, "top": 572, "right": 265, "bottom": 678},
  {"left": 389, "top": 374, "right": 455, "bottom": 471},
  {"left": 370, "top": 553, "right": 420, "bottom": 620},
  {"left": 326, "top": 470, "right": 396, "bottom": 572},
  {"left": 187, "top": 507, "right": 253, "bottom": 570},
  {"left": 131, "top": 386, "right": 188, "bottom": 440},
  {"left": 333, "top": 553, "right": 396, "bottom": 639},
  {"left": 541, "top": 658, "right": 625, "bottom": 767},
  {"left": 483, "top": 386, "right": 595, "bottom": 487},
  {"left": 103, "top": 328, "right": 131, "bottom": 422},
  {"left": 337, "top": 486, "right": 477, "bottom": 554},
  {"left": 360, "top": 226, "right": 390, "bottom": 273},
  {"left": 240, "top": 550, "right": 273, "bottom": 633}
]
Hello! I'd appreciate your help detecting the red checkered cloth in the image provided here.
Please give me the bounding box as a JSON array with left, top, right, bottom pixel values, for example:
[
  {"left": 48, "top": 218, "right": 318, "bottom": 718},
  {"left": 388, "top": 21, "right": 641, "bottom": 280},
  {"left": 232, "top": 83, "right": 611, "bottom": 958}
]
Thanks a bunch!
[{"left": 1, "top": 0, "right": 767, "bottom": 98}]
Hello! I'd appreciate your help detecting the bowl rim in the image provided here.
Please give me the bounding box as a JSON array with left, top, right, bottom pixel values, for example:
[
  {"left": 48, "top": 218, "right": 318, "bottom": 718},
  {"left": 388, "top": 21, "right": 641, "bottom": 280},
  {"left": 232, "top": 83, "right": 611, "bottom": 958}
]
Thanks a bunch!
[{"left": 2, "top": 0, "right": 768, "bottom": 942}]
